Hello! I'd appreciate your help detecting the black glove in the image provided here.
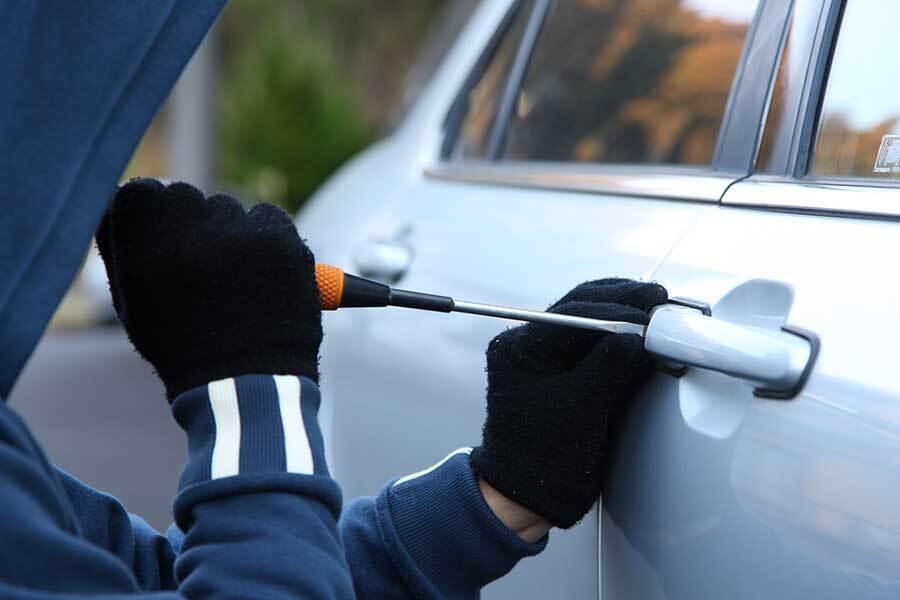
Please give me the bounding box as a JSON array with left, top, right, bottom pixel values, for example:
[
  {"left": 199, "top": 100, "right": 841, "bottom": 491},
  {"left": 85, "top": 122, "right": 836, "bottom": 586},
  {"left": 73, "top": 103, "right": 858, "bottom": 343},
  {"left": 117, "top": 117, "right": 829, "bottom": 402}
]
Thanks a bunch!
[
  {"left": 469, "top": 279, "right": 668, "bottom": 528},
  {"left": 96, "top": 179, "right": 322, "bottom": 400}
]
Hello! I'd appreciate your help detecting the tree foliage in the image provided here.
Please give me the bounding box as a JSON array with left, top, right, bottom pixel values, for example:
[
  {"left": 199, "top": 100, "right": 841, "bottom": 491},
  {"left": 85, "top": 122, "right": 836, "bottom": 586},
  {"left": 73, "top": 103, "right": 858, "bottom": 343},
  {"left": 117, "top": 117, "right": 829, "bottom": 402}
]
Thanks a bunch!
[
  {"left": 218, "top": 29, "right": 370, "bottom": 212},
  {"left": 216, "top": 0, "right": 445, "bottom": 212}
]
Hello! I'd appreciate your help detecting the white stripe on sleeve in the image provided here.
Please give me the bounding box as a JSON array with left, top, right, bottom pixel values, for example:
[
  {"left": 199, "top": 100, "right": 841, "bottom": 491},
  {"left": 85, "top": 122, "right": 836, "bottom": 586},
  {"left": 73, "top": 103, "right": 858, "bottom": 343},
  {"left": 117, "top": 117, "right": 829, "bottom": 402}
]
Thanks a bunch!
[
  {"left": 208, "top": 378, "right": 242, "bottom": 479},
  {"left": 392, "top": 447, "right": 473, "bottom": 487},
  {"left": 274, "top": 375, "right": 314, "bottom": 475}
]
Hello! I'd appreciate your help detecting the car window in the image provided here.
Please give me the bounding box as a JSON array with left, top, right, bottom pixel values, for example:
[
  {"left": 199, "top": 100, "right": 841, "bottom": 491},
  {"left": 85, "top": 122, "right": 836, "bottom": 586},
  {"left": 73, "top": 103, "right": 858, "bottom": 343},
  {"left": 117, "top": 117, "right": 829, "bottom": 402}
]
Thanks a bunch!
[
  {"left": 502, "top": 0, "right": 760, "bottom": 165},
  {"left": 809, "top": 1, "right": 900, "bottom": 179},
  {"left": 453, "top": 0, "right": 535, "bottom": 160}
]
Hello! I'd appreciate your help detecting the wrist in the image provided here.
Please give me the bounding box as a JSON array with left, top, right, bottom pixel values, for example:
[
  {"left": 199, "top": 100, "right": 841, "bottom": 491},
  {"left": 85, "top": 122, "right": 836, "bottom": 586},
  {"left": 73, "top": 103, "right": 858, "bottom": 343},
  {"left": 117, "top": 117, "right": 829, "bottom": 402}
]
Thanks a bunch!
[{"left": 478, "top": 478, "right": 551, "bottom": 543}]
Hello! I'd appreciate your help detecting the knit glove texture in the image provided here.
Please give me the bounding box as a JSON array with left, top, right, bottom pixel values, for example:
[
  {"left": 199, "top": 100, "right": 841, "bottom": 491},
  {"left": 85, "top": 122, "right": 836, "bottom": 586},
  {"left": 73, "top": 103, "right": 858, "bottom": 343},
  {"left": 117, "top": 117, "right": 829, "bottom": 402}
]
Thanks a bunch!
[
  {"left": 470, "top": 279, "right": 668, "bottom": 528},
  {"left": 96, "top": 179, "right": 322, "bottom": 400}
]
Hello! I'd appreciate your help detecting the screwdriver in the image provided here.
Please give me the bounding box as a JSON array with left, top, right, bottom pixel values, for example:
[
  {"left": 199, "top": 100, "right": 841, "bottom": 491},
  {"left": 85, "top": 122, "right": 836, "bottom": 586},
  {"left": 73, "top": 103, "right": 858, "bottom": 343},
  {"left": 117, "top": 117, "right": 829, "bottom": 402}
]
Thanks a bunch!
[{"left": 314, "top": 264, "right": 647, "bottom": 336}]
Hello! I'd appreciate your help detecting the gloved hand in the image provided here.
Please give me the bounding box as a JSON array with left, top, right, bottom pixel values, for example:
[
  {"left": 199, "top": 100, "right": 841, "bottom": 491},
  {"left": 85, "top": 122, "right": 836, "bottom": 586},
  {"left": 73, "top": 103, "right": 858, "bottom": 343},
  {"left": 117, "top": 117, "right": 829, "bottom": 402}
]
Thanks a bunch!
[
  {"left": 469, "top": 279, "right": 668, "bottom": 529},
  {"left": 96, "top": 179, "right": 322, "bottom": 400}
]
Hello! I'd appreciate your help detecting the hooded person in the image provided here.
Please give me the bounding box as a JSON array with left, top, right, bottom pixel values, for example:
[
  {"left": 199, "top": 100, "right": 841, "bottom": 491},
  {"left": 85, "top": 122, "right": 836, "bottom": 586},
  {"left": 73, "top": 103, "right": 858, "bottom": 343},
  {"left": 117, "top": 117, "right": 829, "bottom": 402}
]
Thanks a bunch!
[{"left": 0, "top": 3, "right": 668, "bottom": 598}]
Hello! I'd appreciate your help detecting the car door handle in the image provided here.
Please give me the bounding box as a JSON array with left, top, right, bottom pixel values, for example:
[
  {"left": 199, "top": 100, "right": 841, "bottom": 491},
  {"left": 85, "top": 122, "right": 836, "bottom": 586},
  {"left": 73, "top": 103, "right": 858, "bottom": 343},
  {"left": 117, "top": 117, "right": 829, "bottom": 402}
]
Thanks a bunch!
[
  {"left": 352, "top": 240, "right": 413, "bottom": 283},
  {"left": 645, "top": 306, "right": 818, "bottom": 399}
]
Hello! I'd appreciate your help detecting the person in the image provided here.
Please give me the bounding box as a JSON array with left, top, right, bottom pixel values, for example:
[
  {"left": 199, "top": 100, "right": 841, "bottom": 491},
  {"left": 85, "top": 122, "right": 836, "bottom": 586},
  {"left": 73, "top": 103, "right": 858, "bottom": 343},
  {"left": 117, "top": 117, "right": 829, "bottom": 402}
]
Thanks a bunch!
[
  {"left": 0, "top": 3, "right": 669, "bottom": 597},
  {"left": 0, "top": 178, "right": 667, "bottom": 599}
]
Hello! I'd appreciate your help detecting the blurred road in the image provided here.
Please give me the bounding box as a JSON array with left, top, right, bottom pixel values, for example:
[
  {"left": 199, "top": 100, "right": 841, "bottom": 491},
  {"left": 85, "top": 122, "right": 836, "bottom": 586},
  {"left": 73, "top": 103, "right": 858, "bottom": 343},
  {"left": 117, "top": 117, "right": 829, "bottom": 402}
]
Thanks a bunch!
[{"left": 9, "top": 327, "right": 181, "bottom": 531}]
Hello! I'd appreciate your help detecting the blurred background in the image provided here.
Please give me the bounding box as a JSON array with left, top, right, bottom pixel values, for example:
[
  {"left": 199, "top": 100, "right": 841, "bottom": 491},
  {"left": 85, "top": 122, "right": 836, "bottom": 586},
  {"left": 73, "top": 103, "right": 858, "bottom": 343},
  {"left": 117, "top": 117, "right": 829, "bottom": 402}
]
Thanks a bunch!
[{"left": 11, "top": 0, "right": 478, "bottom": 530}]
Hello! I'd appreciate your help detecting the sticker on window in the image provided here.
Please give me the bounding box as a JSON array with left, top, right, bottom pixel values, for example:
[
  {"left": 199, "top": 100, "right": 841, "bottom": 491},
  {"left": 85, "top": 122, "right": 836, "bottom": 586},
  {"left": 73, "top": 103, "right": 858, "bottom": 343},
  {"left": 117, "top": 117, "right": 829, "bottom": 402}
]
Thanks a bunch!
[{"left": 874, "top": 135, "right": 900, "bottom": 173}]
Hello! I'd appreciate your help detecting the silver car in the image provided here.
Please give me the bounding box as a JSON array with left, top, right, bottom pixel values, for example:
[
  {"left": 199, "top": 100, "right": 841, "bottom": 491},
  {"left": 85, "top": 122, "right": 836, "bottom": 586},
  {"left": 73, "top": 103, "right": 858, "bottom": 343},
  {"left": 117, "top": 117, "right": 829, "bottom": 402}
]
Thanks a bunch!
[{"left": 298, "top": 0, "right": 900, "bottom": 597}]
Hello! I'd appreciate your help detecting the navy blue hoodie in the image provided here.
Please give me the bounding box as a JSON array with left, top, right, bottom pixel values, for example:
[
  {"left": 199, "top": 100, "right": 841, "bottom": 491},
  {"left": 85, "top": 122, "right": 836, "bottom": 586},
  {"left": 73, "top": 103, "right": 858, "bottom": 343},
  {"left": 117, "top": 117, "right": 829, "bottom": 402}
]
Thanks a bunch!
[
  {"left": 0, "top": 2, "right": 544, "bottom": 597},
  {"left": 0, "top": 375, "right": 543, "bottom": 598}
]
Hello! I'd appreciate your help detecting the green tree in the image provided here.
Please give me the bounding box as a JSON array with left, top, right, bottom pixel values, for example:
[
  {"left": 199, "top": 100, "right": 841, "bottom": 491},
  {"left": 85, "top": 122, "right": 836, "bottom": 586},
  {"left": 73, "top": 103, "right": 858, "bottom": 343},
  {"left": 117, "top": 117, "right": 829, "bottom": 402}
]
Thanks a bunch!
[
  {"left": 218, "top": 28, "right": 370, "bottom": 213},
  {"left": 216, "top": 0, "right": 449, "bottom": 213}
]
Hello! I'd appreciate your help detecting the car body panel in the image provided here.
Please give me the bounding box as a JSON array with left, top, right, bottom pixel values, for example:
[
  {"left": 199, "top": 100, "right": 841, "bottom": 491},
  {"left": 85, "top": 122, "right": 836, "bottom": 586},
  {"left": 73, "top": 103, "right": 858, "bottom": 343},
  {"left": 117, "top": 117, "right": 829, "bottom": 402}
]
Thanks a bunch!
[{"left": 603, "top": 204, "right": 900, "bottom": 598}]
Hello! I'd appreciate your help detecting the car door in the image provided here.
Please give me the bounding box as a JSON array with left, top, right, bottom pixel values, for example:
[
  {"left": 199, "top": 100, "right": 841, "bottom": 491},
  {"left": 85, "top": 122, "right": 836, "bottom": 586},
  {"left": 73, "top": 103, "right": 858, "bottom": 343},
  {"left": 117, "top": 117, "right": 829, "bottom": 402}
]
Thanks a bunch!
[
  {"left": 299, "top": 1, "right": 774, "bottom": 598},
  {"left": 602, "top": 0, "right": 900, "bottom": 598}
]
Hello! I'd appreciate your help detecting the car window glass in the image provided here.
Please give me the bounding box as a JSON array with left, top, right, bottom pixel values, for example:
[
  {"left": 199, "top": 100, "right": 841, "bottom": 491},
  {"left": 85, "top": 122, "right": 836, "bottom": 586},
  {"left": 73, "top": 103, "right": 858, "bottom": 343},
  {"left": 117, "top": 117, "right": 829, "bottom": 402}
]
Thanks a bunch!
[
  {"left": 756, "top": 50, "right": 790, "bottom": 173},
  {"left": 454, "top": 0, "right": 534, "bottom": 159},
  {"left": 809, "top": 1, "right": 900, "bottom": 179},
  {"left": 503, "top": 0, "right": 760, "bottom": 165}
]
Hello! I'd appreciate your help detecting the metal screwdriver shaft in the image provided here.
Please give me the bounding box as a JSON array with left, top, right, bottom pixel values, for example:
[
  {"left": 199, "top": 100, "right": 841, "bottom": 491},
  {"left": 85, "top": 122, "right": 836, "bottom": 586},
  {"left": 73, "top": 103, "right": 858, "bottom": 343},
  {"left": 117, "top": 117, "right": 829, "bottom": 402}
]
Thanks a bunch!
[
  {"left": 450, "top": 299, "right": 646, "bottom": 336},
  {"left": 314, "top": 264, "right": 647, "bottom": 337}
]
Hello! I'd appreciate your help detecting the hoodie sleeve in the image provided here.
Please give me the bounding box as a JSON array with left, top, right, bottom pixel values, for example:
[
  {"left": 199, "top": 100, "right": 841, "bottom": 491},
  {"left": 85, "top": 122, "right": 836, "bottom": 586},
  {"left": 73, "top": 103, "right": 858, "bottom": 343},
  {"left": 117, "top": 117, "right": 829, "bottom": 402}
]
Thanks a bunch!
[
  {"left": 55, "top": 468, "right": 179, "bottom": 592},
  {"left": 168, "top": 375, "right": 353, "bottom": 598},
  {"left": 0, "top": 375, "right": 355, "bottom": 599},
  {"left": 340, "top": 449, "right": 547, "bottom": 599}
]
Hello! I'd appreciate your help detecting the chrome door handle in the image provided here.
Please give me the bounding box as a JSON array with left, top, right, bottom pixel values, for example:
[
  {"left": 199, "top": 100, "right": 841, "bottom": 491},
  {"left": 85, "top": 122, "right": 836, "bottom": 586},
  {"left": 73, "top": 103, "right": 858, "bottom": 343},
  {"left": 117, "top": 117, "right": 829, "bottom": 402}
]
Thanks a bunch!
[
  {"left": 352, "top": 241, "right": 413, "bottom": 283},
  {"left": 645, "top": 306, "right": 818, "bottom": 399}
]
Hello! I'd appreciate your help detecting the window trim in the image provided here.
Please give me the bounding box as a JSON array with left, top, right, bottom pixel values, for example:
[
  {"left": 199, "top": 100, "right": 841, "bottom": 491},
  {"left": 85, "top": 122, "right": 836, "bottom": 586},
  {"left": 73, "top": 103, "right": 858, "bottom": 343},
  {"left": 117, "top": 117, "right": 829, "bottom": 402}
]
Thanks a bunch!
[
  {"left": 715, "top": 0, "right": 794, "bottom": 171},
  {"left": 752, "top": 0, "right": 827, "bottom": 174},
  {"left": 788, "top": 0, "right": 844, "bottom": 178},
  {"left": 743, "top": 0, "right": 842, "bottom": 178},
  {"left": 433, "top": 0, "right": 782, "bottom": 203},
  {"left": 722, "top": 176, "right": 900, "bottom": 220},
  {"left": 425, "top": 161, "right": 737, "bottom": 203}
]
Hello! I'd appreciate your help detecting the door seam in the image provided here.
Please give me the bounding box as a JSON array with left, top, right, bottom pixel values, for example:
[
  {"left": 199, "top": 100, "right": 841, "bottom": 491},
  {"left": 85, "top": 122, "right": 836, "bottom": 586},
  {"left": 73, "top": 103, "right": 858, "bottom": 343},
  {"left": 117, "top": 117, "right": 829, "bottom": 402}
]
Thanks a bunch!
[
  {"left": 646, "top": 172, "right": 752, "bottom": 282},
  {"left": 644, "top": 207, "right": 708, "bottom": 282}
]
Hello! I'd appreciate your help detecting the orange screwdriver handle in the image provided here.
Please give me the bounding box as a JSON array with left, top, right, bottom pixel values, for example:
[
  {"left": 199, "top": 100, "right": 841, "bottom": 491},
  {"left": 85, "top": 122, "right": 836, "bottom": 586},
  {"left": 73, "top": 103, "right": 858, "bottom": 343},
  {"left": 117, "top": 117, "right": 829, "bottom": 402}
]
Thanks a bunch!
[
  {"left": 315, "top": 264, "right": 345, "bottom": 310},
  {"left": 315, "top": 263, "right": 450, "bottom": 312}
]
